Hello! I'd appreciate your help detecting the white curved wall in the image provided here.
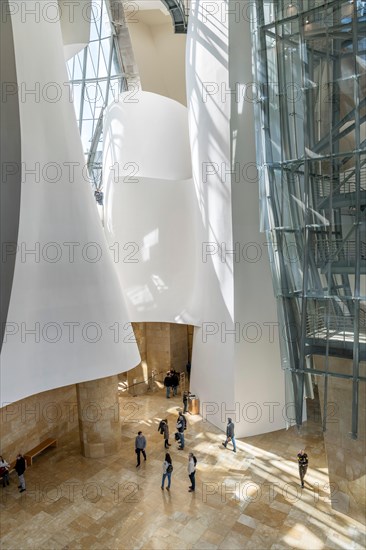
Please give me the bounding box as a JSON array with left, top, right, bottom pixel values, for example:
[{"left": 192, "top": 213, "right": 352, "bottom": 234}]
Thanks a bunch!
[
  {"left": 126, "top": 9, "right": 187, "bottom": 105},
  {"left": 103, "top": 91, "right": 201, "bottom": 325},
  {"left": 104, "top": 91, "right": 192, "bottom": 181},
  {"left": 186, "top": 0, "right": 285, "bottom": 437},
  {"left": 59, "top": 0, "right": 91, "bottom": 60},
  {"left": 0, "top": 1, "right": 140, "bottom": 405}
]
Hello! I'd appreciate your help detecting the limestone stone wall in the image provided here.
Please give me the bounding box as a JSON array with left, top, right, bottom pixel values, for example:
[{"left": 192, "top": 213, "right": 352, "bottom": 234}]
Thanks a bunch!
[
  {"left": 124, "top": 322, "right": 190, "bottom": 395},
  {"left": 314, "top": 355, "right": 366, "bottom": 524},
  {"left": 0, "top": 384, "right": 78, "bottom": 462},
  {"left": 170, "top": 323, "right": 188, "bottom": 371},
  {"left": 127, "top": 322, "right": 148, "bottom": 395},
  {"left": 76, "top": 375, "right": 121, "bottom": 458},
  {"left": 187, "top": 325, "right": 194, "bottom": 362},
  {"left": 146, "top": 322, "right": 171, "bottom": 374}
]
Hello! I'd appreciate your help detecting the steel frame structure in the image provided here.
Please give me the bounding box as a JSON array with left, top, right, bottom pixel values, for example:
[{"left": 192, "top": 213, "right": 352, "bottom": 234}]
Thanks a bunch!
[
  {"left": 252, "top": 0, "right": 366, "bottom": 438},
  {"left": 67, "top": 0, "right": 129, "bottom": 192}
]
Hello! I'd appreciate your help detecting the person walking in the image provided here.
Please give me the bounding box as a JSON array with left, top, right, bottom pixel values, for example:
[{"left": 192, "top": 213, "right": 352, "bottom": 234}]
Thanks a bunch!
[
  {"left": 135, "top": 431, "right": 147, "bottom": 467},
  {"left": 161, "top": 453, "right": 173, "bottom": 491},
  {"left": 163, "top": 420, "right": 171, "bottom": 449},
  {"left": 297, "top": 449, "right": 308, "bottom": 488},
  {"left": 222, "top": 418, "right": 236, "bottom": 452},
  {"left": 15, "top": 453, "right": 26, "bottom": 492},
  {"left": 188, "top": 453, "right": 197, "bottom": 492},
  {"left": 176, "top": 413, "right": 185, "bottom": 450},
  {"left": 0, "top": 456, "right": 10, "bottom": 487}
]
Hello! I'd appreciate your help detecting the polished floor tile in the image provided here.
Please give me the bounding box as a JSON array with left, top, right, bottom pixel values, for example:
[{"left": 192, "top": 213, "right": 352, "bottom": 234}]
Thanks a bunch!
[{"left": 0, "top": 390, "right": 365, "bottom": 549}]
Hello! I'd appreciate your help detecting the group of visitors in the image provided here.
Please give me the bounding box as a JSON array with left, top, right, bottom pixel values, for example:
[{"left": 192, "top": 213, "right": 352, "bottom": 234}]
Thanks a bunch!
[
  {"left": 135, "top": 408, "right": 197, "bottom": 492},
  {"left": 135, "top": 412, "right": 309, "bottom": 492},
  {"left": 163, "top": 370, "right": 180, "bottom": 398},
  {"left": 158, "top": 411, "right": 187, "bottom": 450},
  {"left": 0, "top": 453, "right": 27, "bottom": 493},
  {"left": 161, "top": 452, "right": 197, "bottom": 492}
]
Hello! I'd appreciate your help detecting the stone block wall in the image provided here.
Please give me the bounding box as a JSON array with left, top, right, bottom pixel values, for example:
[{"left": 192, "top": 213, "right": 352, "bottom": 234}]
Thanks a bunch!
[
  {"left": 0, "top": 384, "right": 78, "bottom": 462},
  {"left": 169, "top": 323, "right": 188, "bottom": 371},
  {"left": 127, "top": 322, "right": 148, "bottom": 395},
  {"left": 76, "top": 375, "right": 121, "bottom": 458},
  {"left": 187, "top": 325, "right": 194, "bottom": 362},
  {"left": 314, "top": 355, "right": 366, "bottom": 524},
  {"left": 123, "top": 322, "right": 190, "bottom": 395}
]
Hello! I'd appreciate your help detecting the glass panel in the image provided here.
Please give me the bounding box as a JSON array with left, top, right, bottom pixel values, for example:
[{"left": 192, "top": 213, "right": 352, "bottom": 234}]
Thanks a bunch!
[
  {"left": 252, "top": 0, "right": 366, "bottom": 432},
  {"left": 67, "top": 0, "right": 125, "bottom": 186}
]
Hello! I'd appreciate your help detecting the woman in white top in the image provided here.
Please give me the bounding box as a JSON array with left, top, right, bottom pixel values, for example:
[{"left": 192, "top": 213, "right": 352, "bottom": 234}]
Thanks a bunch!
[
  {"left": 161, "top": 453, "right": 173, "bottom": 491},
  {"left": 188, "top": 453, "right": 197, "bottom": 492},
  {"left": 0, "top": 456, "right": 10, "bottom": 487}
]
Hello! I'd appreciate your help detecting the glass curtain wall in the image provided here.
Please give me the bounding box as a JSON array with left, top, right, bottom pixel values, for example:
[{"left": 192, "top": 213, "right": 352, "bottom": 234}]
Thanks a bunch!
[
  {"left": 67, "top": 0, "right": 127, "bottom": 193},
  {"left": 252, "top": 0, "right": 366, "bottom": 436}
]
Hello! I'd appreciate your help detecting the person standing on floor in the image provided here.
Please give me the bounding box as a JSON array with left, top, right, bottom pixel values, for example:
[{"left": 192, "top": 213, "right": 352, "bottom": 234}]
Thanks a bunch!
[
  {"left": 222, "top": 418, "right": 236, "bottom": 453},
  {"left": 163, "top": 420, "right": 171, "bottom": 449},
  {"left": 164, "top": 372, "right": 172, "bottom": 398},
  {"left": 183, "top": 391, "right": 190, "bottom": 414},
  {"left": 135, "top": 431, "right": 147, "bottom": 467},
  {"left": 0, "top": 456, "right": 10, "bottom": 487},
  {"left": 176, "top": 412, "right": 185, "bottom": 450},
  {"left": 186, "top": 361, "right": 191, "bottom": 380},
  {"left": 171, "top": 370, "right": 179, "bottom": 396},
  {"left": 188, "top": 453, "right": 197, "bottom": 492},
  {"left": 297, "top": 449, "right": 308, "bottom": 488},
  {"left": 15, "top": 453, "right": 26, "bottom": 492},
  {"left": 161, "top": 453, "right": 173, "bottom": 491}
]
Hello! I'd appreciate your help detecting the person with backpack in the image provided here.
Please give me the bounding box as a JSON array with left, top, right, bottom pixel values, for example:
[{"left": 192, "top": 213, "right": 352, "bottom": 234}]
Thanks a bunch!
[
  {"left": 161, "top": 453, "right": 173, "bottom": 491},
  {"left": 188, "top": 453, "right": 197, "bottom": 492},
  {"left": 176, "top": 413, "right": 185, "bottom": 450},
  {"left": 163, "top": 420, "right": 171, "bottom": 448}
]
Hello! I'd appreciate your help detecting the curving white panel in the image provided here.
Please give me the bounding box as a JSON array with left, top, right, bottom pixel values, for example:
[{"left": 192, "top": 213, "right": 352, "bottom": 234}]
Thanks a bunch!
[
  {"left": 58, "top": 0, "right": 91, "bottom": 61},
  {"left": 186, "top": 0, "right": 286, "bottom": 437},
  {"left": 0, "top": 1, "right": 140, "bottom": 405},
  {"left": 103, "top": 92, "right": 201, "bottom": 325},
  {"left": 104, "top": 91, "right": 192, "bottom": 181}
]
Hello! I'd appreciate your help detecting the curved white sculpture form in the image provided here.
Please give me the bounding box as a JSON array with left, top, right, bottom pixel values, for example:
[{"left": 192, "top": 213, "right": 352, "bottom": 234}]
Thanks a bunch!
[
  {"left": 0, "top": 1, "right": 140, "bottom": 405},
  {"left": 59, "top": 0, "right": 91, "bottom": 61},
  {"left": 186, "top": 0, "right": 286, "bottom": 437},
  {"left": 103, "top": 91, "right": 201, "bottom": 325},
  {"left": 104, "top": 91, "right": 192, "bottom": 182}
]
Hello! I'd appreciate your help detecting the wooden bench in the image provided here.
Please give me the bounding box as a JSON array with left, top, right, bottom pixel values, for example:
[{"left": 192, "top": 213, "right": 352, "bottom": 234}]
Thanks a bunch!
[{"left": 24, "top": 438, "right": 58, "bottom": 467}]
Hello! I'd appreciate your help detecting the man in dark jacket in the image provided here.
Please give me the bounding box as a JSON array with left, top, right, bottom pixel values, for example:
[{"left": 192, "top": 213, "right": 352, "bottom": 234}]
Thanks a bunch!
[
  {"left": 15, "top": 453, "right": 26, "bottom": 492},
  {"left": 164, "top": 372, "right": 172, "bottom": 398},
  {"left": 222, "top": 418, "right": 236, "bottom": 452},
  {"left": 171, "top": 370, "right": 179, "bottom": 396}
]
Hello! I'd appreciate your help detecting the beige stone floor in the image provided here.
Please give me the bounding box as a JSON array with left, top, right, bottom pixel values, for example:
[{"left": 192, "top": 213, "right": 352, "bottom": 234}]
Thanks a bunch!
[{"left": 0, "top": 389, "right": 365, "bottom": 550}]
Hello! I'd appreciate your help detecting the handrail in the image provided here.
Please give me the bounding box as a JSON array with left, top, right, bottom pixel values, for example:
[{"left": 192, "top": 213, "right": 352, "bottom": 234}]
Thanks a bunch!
[
  {"left": 160, "top": 0, "right": 189, "bottom": 33},
  {"left": 119, "top": 370, "right": 187, "bottom": 394}
]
